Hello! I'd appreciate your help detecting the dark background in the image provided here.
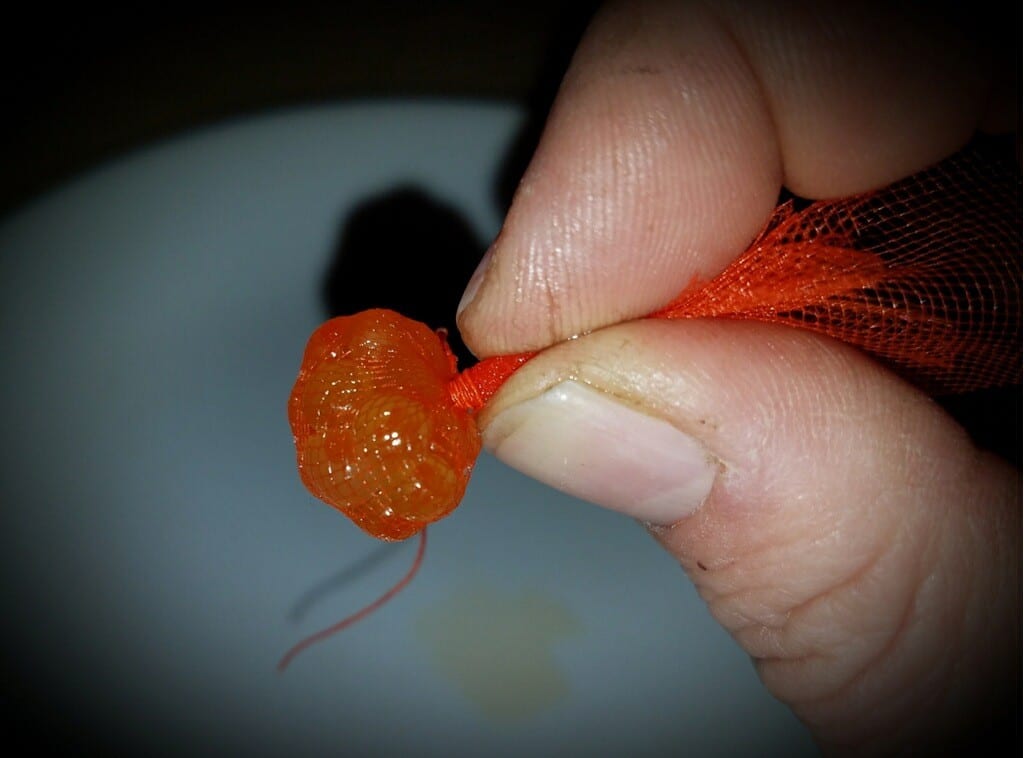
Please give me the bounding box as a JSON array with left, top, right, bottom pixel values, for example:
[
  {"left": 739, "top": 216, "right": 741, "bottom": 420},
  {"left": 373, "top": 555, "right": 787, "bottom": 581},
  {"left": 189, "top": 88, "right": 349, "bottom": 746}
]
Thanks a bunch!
[{"left": 1, "top": 2, "right": 596, "bottom": 219}]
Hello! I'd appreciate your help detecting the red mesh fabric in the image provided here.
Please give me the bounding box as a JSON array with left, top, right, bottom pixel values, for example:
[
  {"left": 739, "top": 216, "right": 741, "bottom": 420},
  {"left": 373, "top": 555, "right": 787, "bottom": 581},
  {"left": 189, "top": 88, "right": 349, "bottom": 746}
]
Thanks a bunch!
[
  {"left": 652, "top": 145, "right": 1021, "bottom": 393},
  {"left": 452, "top": 142, "right": 1021, "bottom": 408}
]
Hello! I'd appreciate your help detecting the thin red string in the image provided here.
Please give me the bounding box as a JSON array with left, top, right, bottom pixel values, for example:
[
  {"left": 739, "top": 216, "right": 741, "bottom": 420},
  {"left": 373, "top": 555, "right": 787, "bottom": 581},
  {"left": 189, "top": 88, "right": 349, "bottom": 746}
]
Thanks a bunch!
[{"left": 277, "top": 526, "right": 428, "bottom": 672}]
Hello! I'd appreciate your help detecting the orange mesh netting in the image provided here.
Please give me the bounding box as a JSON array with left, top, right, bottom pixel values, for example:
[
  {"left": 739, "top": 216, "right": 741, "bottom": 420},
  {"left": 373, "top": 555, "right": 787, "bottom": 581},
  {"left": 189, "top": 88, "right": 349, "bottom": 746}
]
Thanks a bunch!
[
  {"left": 290, "top": 141, "right": 1021, "bottom": 542},
  {"left": 649, "top": 144, "right": 1021, "bottom": 394}
]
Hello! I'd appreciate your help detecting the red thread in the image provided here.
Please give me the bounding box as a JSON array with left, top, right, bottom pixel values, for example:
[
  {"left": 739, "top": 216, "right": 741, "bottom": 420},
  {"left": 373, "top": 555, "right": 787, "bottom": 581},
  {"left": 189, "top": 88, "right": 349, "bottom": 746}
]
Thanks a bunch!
[{"left": 277, "top": 527, "right": 428, "bottom": 672}]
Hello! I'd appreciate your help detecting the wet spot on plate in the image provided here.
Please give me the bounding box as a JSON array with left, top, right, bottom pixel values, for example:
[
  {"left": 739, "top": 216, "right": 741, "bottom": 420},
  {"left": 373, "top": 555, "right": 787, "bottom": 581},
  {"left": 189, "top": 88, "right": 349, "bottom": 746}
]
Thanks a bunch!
[{"left": 417, "top": 585, "right": 582, "bottom": 721}]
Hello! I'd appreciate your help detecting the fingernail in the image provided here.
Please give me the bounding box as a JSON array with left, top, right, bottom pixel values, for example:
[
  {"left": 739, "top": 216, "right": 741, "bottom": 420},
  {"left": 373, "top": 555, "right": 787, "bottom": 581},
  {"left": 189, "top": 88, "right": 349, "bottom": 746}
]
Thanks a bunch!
[
  {"left": 457, "top": 245, "right": 495, "bottom": 318},
  {"left": 482, "top": 381, "right": 717, "bottom": 524}
]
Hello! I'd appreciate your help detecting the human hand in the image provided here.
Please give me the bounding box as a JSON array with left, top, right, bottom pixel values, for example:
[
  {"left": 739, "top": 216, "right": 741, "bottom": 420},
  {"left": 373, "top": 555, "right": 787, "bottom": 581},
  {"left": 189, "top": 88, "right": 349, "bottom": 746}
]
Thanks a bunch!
[{"left": 456, "top": 1, "right": 1020, "bottom": 752}]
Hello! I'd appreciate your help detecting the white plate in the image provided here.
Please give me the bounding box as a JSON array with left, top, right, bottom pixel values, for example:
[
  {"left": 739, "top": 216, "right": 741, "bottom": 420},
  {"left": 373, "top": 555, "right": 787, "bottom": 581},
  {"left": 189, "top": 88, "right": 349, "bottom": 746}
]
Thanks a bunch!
[{"left": 0, "top": 101, "right": 814, "bottom": 755}]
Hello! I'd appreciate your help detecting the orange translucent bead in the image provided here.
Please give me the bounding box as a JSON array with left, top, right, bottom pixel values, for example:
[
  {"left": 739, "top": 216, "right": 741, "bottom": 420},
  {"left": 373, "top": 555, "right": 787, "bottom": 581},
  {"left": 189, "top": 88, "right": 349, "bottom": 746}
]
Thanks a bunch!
[{"left": 288, "top": 309, "right": 481, "bottom": 541}]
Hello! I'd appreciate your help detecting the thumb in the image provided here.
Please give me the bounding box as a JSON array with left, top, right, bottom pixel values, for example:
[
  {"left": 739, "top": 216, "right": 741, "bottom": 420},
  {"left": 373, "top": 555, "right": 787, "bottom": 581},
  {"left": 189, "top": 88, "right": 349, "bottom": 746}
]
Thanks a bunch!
[{"left": 476, "top": 318, "right": 1020, "bottom": 752}]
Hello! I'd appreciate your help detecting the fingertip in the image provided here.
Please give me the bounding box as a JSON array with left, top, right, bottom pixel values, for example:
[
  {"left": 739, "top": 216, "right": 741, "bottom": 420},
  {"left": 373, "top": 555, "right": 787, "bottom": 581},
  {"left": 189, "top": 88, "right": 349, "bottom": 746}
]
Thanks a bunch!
[
  {"left": 461, "top": 0, "right": 782, "bottom": 354},
  {"left": 455, "top": 243, "right": 493, "bottom": 325}
]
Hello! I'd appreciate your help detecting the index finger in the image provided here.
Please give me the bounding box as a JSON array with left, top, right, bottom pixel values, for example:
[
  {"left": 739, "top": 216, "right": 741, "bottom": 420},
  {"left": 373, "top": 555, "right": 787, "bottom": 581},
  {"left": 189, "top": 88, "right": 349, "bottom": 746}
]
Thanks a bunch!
[{"left": 457, "top": 0, "right": 1012, "bottom": 356}]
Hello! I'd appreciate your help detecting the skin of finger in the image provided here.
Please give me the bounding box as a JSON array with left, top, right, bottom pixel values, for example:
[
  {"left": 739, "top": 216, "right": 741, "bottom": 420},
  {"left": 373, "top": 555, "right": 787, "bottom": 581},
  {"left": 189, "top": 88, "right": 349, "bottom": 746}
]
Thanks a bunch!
[
  {"left": 458, "top": 0, "right": 1004, "bottom": 357},
  {"left": 719, "top": 0, "right": 996, "bottom": 196},
  {"left": 477, "top": 319, "right": 1021, "bottom": 751}
]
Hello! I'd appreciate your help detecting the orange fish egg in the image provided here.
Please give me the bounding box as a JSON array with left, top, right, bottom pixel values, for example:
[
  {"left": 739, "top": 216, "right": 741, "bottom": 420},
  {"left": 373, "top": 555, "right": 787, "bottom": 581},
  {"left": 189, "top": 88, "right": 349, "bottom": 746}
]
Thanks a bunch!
[{"left": 288, "top": 309, "right": 481, "bottom": 541}]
